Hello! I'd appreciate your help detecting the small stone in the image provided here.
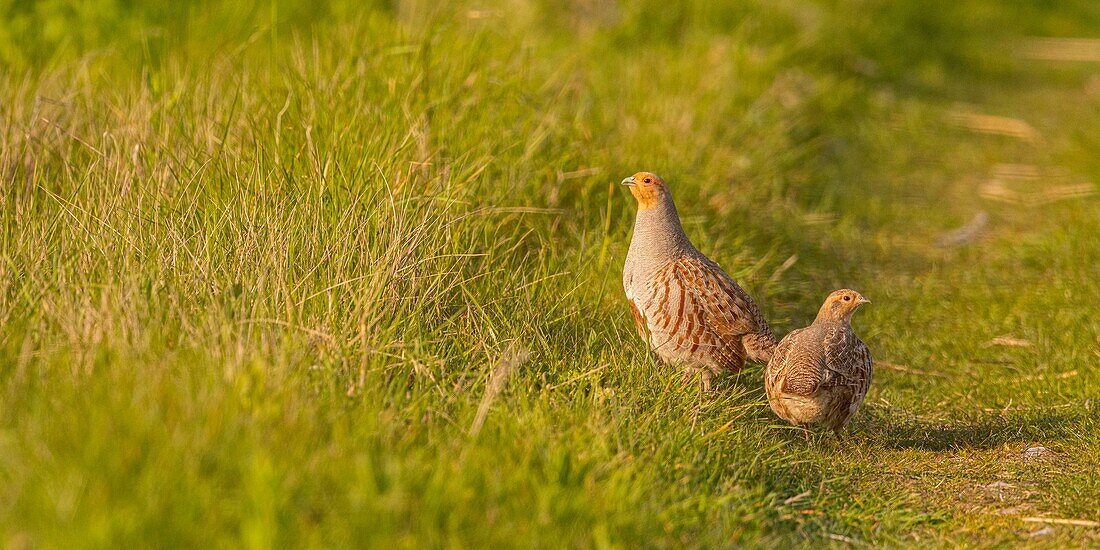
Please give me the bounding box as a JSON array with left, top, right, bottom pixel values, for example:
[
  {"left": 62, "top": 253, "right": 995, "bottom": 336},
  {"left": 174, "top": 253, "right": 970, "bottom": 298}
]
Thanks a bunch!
[
  {"left": 1028, "top": 526, "right": 1054, "bottom": 538},
  {"left": 1023, "top": 446, "right": 1052, "bottom": 460}
]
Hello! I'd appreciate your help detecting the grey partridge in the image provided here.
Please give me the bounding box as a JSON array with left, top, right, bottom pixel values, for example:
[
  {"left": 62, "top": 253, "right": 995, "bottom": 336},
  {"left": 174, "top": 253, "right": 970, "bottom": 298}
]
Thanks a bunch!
[
  {"left": 622, "top": 171, "right": 777, "bottom": 388},
  {"left": 764, "top": 289, "right": 873, "bottom": 434}
]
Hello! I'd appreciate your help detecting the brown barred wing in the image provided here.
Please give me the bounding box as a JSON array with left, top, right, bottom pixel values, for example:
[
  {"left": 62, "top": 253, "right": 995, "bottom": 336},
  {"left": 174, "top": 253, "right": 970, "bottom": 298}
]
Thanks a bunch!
[
  {"left": 678, "top": 257, "right": 760, "bottom": 372},
  {"left": 642, "top": 257, "right": 747, "bottom": 372},
  {"left": 693, "top": 257, "right": 776, "bottom": 364},
  {"left": 769, "top": 328, "right": 828, "bottom": 397},
  {"left": 765, "top": 328, "right": 806, "bottom": 399},
  {"left": 821, "top": 328, "right": 873, "bottom": 391},
  {"left": 821, "top": 329, "right": 874, "bottom": 430}
]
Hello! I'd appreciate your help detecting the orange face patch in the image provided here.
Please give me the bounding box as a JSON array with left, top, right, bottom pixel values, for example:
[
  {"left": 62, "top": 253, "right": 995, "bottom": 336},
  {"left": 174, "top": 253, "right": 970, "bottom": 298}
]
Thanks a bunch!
[{"left": 628, "top": 171, "right": 667, "bottom": 209}]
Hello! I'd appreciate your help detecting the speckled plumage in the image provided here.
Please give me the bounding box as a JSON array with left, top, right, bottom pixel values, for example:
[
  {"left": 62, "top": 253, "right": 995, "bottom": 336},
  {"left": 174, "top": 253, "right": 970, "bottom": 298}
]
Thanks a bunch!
[
  {"left": 764, "top": 289, "right": 873, "bottom": 433},
  {"left": 621, "top": 171, "right": 776, "bottom": 387}
]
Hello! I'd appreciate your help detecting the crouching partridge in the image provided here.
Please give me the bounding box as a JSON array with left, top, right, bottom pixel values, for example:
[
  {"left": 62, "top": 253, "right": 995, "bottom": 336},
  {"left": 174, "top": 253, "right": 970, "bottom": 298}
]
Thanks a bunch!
[
  {"left": 622, "top": 171, "right": 777, "bottom": 389},
  {"left": 765, "top": 289, "right": 873, "bottom": 434}
]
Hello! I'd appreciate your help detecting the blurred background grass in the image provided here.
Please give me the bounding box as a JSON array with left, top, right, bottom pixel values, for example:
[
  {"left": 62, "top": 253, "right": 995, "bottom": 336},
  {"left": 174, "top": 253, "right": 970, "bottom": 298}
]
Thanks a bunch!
[{"left": 1, "top": 0, "right": 1098, "bottom": 546}]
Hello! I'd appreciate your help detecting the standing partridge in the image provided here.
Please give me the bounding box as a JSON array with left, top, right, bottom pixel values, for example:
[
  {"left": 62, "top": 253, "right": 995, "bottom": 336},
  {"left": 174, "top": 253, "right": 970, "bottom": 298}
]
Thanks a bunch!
[
  {"left": 764, "top": 289, "right": 873, "bottom": 434},
  {"left": 622, "top": 171, "right": 777, "bottom": 388}
]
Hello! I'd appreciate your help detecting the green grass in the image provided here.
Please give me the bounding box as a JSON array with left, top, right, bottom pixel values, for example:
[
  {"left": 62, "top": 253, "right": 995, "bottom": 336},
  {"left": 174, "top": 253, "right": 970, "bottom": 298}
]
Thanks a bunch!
[{"left": 2, "top": 0, "right": 1099, "bottom": 546}]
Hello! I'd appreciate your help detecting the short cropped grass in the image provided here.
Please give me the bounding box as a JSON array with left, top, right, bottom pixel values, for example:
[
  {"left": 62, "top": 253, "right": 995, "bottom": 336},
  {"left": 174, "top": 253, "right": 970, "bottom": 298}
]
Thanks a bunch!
[{"left": 2, "top": 0, "right": 1098, "bottom": 547}]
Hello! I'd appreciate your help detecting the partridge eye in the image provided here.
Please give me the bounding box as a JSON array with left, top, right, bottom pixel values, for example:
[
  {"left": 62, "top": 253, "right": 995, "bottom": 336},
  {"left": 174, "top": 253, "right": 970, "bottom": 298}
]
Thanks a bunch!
[
  {"left": 643, "top": 177, "right": 652, "bottom": 184},
  {"left": 843, "top": 296, "right": 851, "bottom": 301}
]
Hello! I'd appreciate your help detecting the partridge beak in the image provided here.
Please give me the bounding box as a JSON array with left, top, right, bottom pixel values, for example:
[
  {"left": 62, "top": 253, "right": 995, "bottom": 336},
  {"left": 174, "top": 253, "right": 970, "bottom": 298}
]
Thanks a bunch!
[
  {"left": 857, "top": 296, "right": 871, "bottom": 305},
  {"left": 621, "top": 176, "right": 636, "bottom": 186}
]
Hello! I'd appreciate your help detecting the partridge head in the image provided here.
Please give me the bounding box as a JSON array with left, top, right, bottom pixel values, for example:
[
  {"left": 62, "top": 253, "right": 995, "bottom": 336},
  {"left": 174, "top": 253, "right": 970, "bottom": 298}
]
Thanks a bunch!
[
  {"left": 815, "top": 289, "right": 871, "bottom": 324},
  {"left": 621, "top": 171, "right": 670, "bottom": 210}
]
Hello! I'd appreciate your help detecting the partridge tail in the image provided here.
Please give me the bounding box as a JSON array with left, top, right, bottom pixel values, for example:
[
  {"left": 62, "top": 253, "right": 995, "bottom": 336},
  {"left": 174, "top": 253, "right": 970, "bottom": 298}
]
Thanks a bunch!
[{"left": 744, "top": 331, "right": 778, "bottom": 364}]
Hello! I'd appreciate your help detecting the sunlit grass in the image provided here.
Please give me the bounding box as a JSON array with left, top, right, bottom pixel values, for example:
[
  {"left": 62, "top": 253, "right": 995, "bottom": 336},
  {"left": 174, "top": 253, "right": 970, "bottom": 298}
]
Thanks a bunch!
[{"left": 1, "top": 0, "right": 1098, "bottom": 546}]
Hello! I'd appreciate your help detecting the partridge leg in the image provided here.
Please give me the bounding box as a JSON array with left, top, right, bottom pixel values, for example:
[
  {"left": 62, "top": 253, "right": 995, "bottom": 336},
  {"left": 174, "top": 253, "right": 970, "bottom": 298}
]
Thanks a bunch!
[{"left": 700, "top": 370, "right": 714, "bottom": 392}]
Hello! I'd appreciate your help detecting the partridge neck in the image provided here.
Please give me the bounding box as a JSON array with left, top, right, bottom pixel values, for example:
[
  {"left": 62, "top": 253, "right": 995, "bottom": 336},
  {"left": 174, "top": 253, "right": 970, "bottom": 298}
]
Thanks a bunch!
[
  {"left": 630, "top": 195, "right": 691, "bottom": 266},
  {"left": 813, "top": 310, "right": 853, "bottom": 328}
]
